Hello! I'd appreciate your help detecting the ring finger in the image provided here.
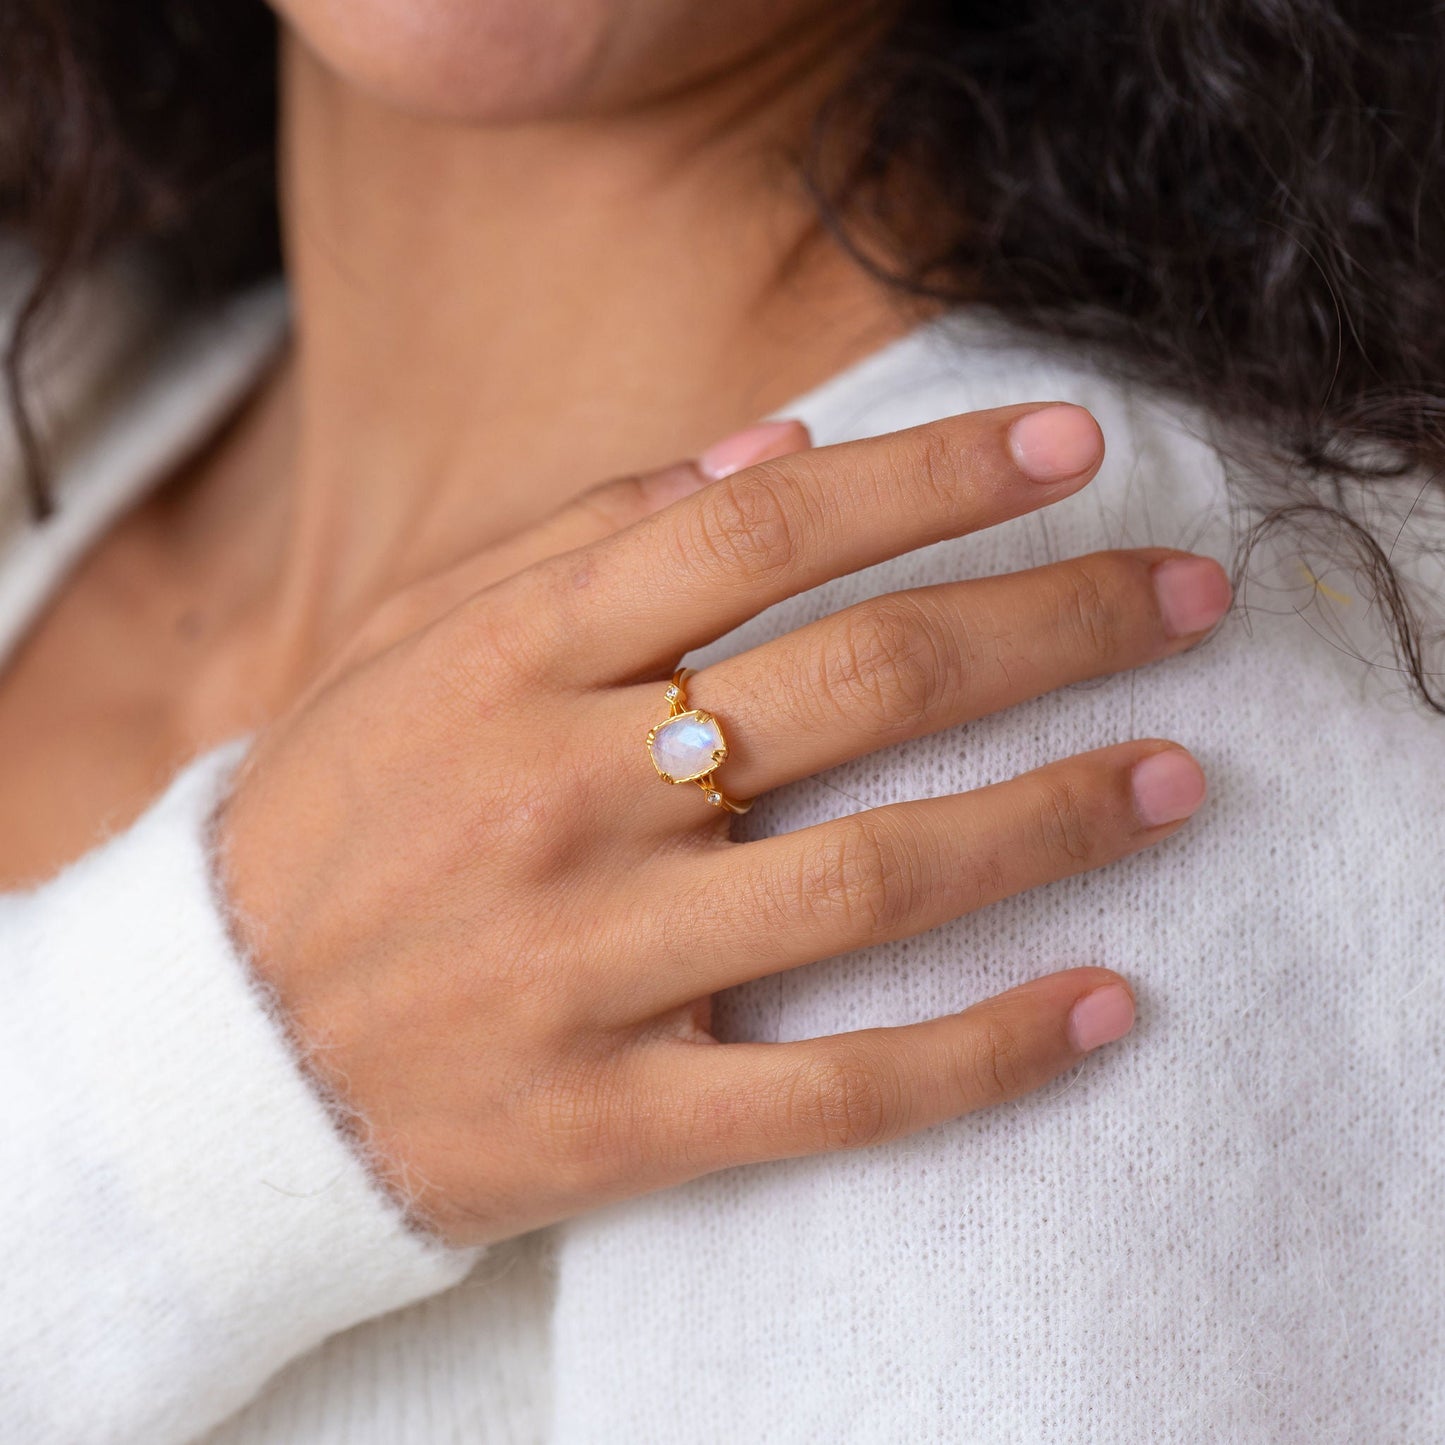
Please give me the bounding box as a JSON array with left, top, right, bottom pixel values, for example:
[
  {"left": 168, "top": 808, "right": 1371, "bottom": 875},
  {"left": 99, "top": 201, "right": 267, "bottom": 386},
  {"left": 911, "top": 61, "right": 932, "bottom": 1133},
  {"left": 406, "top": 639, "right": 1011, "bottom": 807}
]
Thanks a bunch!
[{"left": 639, "top": 545, "right": 1230, "bottom": 811}]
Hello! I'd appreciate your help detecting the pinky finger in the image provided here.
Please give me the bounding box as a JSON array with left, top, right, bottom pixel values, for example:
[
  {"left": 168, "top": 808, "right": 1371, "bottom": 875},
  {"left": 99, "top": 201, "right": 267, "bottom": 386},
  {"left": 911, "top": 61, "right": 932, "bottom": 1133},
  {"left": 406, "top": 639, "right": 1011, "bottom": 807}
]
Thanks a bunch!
[{"left": 658, "top": 966, "right": 1135, "bottom": 1174}]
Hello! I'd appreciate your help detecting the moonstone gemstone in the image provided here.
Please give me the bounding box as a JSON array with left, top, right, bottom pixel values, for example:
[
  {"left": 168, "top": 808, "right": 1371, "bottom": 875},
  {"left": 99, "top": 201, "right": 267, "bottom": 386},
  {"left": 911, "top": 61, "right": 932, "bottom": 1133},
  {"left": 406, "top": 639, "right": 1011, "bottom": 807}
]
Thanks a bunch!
[{"left": 649, "top": 711, "right": 725, "bottom": 783}]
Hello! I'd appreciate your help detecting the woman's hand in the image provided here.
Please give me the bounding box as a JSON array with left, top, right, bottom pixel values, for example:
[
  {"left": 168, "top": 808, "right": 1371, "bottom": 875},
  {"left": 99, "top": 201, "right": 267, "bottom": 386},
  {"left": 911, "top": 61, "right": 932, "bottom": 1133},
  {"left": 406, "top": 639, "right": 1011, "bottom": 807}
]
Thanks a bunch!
[{"left": 216, "top": 402, "right": 1230, "bottom": 1247}]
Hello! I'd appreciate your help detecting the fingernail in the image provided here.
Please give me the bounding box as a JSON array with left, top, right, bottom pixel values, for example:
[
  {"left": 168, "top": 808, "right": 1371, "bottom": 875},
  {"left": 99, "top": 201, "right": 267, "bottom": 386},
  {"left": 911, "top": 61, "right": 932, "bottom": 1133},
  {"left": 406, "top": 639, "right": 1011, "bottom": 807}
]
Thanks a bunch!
[
  {"left": 699, "top": 418, "right": 810, "bottom": 481},
  {"left": 1007, "top": 404, "right": 1103, "bottom": 484},
  {"left": 1067, "top": 983, "right": 1136, "bottom": 1052},
  {"left": 1152, "top": 556, "right": 1233, "bottom": 638},
  {"left": 1130, "top": 748, "right": 1207, "bottom": 827}
]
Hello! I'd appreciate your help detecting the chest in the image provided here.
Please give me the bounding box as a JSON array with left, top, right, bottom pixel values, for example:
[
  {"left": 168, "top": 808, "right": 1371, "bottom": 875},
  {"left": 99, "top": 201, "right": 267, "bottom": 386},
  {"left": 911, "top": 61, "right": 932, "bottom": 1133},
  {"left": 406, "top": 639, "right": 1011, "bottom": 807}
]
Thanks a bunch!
[{"left": 0, "top": 524, "right": 248, "bottom": 890}]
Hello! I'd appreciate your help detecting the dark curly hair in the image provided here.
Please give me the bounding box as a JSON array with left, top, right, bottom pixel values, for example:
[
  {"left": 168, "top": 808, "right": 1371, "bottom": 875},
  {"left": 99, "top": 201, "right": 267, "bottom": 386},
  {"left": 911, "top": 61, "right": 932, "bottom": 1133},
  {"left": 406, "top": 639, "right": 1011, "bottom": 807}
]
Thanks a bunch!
[{"left": 2, "top": 0, "right": 1443, "bottom": 710}]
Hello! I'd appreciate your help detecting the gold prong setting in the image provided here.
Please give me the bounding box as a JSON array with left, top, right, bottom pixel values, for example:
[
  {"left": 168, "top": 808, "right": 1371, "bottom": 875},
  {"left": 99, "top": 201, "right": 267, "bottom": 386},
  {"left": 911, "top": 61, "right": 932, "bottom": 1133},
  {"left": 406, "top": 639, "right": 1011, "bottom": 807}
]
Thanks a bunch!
[{"left": 646, "top": 668, "right": 753, "bottom": 813}]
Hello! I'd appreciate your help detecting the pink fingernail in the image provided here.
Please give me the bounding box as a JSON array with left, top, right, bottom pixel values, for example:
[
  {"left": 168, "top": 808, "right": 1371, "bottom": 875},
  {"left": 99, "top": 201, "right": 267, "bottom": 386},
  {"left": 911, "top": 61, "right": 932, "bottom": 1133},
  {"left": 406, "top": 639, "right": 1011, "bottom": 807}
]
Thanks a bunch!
[
  {"left": 698, "top": 419, "right": 809, "bottom": 480},
  {"left": 1067, "top": 983, "right": 1136, "bottom": 1052},
  {"left": 1007, "top": 404, "right": 1103, "bottom": 484},
  {"left": 1152, "top": 556, "right": 1233, "bottom": 638},
  {"left": 1130, "top": 748, "right": 1207, "bottom": 827}
]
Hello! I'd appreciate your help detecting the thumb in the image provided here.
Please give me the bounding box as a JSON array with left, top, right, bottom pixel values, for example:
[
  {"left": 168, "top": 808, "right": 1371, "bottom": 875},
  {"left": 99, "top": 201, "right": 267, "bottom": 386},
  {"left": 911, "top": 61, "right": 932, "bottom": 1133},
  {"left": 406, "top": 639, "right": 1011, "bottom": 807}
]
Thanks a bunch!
[{"left": 488, "top": 417, "right": 813, "bottom": 577}]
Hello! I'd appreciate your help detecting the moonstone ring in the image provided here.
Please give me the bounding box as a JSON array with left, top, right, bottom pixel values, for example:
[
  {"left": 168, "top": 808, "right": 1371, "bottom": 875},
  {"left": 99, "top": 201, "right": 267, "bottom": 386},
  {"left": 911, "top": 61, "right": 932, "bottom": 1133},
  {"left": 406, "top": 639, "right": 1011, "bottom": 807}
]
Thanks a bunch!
[{"left": 645, "top": 667, "right": 753, "bottom": 814}]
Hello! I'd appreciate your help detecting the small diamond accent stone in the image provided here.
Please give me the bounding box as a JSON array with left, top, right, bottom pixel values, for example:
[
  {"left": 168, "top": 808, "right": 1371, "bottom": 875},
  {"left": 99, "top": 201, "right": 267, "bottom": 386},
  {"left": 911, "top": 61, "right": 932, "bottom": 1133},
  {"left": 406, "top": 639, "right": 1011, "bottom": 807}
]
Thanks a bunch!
[
  {"left": 649, "top": 710, "right": 725, "bottom": 784},
  {"left": 664, "top": 685, "right": 680, "bottom": 701},
  {"left": 705, "top": 790, "right": 723, "bottom": 805}
]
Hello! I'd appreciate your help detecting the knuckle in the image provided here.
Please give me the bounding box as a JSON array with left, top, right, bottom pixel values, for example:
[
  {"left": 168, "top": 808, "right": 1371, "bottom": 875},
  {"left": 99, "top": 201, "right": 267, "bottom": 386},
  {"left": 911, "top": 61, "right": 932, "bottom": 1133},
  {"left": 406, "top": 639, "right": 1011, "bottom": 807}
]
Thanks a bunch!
[
  {"left": 1032, "top": 773, "right": 1100, "bottom": 869},
  {"left": 959, "top": 1011, "right": 1029, "bottom": 1104},
  {"left": 1056, "top": 562, "right": 1124, "bottom": 661},
  {"left": 532, "top": 1055, "right": 632, "bottom": 1185},
  {"left": 795, "top": 811, "right": 923, "bottom": 939},
  {"left": 901, "top": 422, "right": 968, "bottom": 513},
  {"left": 463, "top": 757, "right": 598, "bottom": 889},
  {"left": 790, "top": 1050, "right": 895, "bottom": 1151},
  {"left": 957, "top": 847, "right": 1010, "bottom": 916},
  {"left": 536, "top": 1062, "right": 609, "bottom": 1153},
  {"left": 432, "top": 621, "right": 537, "bottom": 713},
  {"left": 687, "top": 468, "right": 803, "bottom": 583},
  {"left": 823, "top": 596, "right": 956, "bottom": 735},
  {"left": 450, "top": 567, "right": 568, "bottom": 687}
]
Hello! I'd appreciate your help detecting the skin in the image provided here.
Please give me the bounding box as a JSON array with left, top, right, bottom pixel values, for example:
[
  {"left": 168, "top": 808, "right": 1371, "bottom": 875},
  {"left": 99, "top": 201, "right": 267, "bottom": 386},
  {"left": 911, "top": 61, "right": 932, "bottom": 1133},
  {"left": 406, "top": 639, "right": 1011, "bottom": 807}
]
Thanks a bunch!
[{"left": 0, "top": 2, "right": 1232, "bottom": 1244}]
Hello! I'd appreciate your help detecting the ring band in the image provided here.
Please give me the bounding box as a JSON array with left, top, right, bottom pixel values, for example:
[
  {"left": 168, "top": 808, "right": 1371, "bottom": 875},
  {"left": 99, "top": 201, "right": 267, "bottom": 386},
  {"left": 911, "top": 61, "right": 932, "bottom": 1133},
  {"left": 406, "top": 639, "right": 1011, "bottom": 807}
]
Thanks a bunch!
[{"left": 645, "top": 667, "right": 753, "bottom": 814}]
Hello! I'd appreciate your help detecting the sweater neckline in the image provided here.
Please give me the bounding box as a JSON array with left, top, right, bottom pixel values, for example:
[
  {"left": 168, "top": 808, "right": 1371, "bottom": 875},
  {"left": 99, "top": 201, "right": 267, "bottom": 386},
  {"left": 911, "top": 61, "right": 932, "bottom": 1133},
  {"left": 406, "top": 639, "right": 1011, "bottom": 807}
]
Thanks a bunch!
[{"left": 0, "top": 279, "right": 291, "bottom": 668}]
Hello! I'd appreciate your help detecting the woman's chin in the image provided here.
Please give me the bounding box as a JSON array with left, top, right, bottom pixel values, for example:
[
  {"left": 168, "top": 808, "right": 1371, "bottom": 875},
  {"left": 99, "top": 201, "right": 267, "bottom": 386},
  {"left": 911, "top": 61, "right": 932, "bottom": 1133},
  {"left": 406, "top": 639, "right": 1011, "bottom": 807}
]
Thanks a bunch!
[
  {"left": 271, "top": 0, "right": 620, "bottom": 124},
  {"left": 268, "top": 0, "right": 837, "bottom": 126}
]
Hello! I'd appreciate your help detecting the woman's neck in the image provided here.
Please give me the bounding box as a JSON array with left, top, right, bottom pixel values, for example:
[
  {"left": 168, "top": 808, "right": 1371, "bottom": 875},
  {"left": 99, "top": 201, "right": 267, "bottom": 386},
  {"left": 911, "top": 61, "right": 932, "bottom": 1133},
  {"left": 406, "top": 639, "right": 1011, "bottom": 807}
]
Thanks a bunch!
[{"left": 160, "top": 20, "right": 916, "bottom": 682}]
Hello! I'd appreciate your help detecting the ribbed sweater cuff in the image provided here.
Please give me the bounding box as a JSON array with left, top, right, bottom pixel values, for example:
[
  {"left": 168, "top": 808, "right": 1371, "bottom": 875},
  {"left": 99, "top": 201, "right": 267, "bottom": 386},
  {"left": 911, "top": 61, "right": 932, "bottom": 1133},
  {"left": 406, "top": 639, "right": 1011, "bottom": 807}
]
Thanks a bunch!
[{"left": 0, "top": 741, "right": 480, "bottom": 1444}]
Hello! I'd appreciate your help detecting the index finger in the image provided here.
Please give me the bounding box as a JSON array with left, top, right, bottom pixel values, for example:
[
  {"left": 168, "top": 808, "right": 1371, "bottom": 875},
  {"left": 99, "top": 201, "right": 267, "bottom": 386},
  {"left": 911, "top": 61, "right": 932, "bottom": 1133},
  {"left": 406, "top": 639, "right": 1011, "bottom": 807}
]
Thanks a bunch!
[{"left": 498, "top": 402, "right": 1104, "bottom": 687}]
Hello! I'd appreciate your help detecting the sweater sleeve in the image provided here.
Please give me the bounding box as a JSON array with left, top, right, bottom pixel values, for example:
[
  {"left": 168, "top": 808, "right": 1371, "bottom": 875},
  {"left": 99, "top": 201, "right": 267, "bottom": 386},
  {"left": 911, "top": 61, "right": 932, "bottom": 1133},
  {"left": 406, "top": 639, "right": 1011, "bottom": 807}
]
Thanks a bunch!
[{"left": 0, "top": 741, "right": 481, "bottom": 1444}]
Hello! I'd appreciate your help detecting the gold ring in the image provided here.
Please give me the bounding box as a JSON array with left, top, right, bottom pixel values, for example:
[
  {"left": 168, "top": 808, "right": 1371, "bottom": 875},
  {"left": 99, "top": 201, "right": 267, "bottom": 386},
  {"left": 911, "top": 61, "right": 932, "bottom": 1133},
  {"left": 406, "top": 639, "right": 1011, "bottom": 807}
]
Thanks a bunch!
[{"left": 645, "top": 667, "right": 753, "bottom": 814}]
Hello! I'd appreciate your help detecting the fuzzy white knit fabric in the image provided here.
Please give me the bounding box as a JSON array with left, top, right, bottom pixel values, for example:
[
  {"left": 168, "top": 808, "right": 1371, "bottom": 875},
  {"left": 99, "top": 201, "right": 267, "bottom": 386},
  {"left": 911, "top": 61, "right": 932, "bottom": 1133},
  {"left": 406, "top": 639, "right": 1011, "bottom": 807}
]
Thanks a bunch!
[{"left": 1, "top": 264, "right": 1441, "bottom": 1445}]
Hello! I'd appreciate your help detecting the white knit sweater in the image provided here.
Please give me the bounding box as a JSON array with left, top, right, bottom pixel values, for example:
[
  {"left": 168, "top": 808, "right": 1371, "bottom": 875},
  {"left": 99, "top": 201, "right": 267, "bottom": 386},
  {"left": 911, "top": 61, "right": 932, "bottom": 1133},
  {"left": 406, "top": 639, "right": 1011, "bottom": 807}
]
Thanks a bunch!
[{"left": 1, "top": 258, "right": 1441, "bottom": 1445}]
